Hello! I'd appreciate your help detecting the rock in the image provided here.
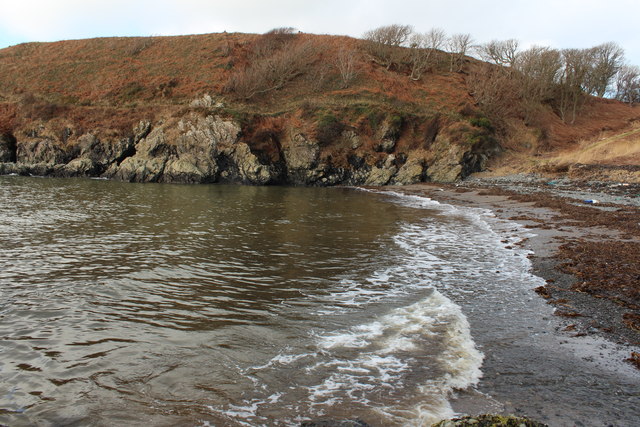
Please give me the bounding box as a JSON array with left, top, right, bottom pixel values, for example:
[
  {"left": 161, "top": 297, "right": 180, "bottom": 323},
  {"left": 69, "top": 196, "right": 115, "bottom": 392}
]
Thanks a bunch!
[
  {"left": 0, "top": 134, "right": 17, "bottom": 162},
  {"left": 133, "top": 120, "right": 152, "bottom": 143},
  {"left": 16, "top": 138, "right": 68, "bottom": 165},
  {"left": 112, "top": 115, "right": 242, "bottom": 183},
  {"left": 365, "top": 155, "right": 398, "bottom": 185},
  {"left": 426, "top": 132, "right": 467, "bottom": 182},
  {"left": 283, "top": 131, "right": 321, "bottom": 184},
  {"left": 115, "top": 156, "right": 167, "bottom": 183},
  {"left": 170, "top": 115, "right": 240, "bottom": 182},
  {"left": 301, "top": 420, "right": 371, "bottom": 427},
  {"left": 74, "top": 133, "right": 135, "bottom": 175},
  {"left": 374, "top": 117, "right": 402, "bottom": 153},
  {"left": 392, "top": 155, "right": 426, "bottom": 185},
  {"left": 61, "top": 157, "right": 101, "bottom": 177},
  {"left": 341, "top": 129, "right": 361, "bottom": 150},
  {"left": 223, "top": 142, "right": 274, "bottom": 185},
  {"left": 114, "top": 128, "right": 172, "bottom": 182},
  {"left": 0, "top": 162, "right": 18, "bottom": 175},
  {"left": 284, "top": 132, "right": 319, "bottom": 171},
  {"left": 431, "top": 414, "right": 548, "bottom": 427},
  {"left": 375, "top": 138, "right": 396, "bottom": 154},
  {"left": 163, "top": 157, "right": 210, "bottom": 183},
  {"left": 189, "top": 94, "right": 224, "bottom": 110}
]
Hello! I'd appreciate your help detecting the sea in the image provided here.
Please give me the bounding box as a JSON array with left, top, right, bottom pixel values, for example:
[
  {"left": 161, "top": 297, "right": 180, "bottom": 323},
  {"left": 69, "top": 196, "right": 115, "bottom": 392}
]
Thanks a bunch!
[{"left": 0, "top": 176, "right": 638, "bottom": 427}]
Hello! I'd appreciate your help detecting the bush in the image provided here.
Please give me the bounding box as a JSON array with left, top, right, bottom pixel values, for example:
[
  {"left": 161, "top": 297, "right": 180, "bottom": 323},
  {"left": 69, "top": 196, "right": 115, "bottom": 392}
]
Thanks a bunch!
[
  {"left": 469, "top": 116, "right": 493, "bottom": 131},
  {"left": 251, "top": 27, "right": 297, "bottom": 59},
  {"left": 225, "top": 39, "right": 320, "bottom": 100}
]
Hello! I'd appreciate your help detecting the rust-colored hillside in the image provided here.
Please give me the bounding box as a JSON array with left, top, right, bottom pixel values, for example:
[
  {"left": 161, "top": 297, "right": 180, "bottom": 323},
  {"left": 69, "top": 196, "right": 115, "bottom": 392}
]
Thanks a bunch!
[{"left": 0, "top": 32, "right": 638, "bottom": 184}]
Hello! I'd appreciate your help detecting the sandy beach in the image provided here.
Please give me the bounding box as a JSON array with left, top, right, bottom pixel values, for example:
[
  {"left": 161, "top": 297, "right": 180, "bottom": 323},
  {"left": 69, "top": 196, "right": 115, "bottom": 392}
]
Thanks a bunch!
[{"left": 384, "top": 177, "right": 640, "bottom": 426}]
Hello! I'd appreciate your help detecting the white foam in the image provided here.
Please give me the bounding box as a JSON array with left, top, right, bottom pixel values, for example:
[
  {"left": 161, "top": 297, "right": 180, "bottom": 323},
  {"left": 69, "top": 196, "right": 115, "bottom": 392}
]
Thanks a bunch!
[
  {"left": 305, "top": 289, "right": 484, "bottom": 424},
  {"left": 209, "top": 188, "right": 544, "bottom": 426}
]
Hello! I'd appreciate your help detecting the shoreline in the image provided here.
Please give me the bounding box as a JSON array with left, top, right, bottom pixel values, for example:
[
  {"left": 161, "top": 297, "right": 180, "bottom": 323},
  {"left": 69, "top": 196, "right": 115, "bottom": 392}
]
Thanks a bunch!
[
  {"left": 391, "top": 180, "right": 640, "bottom": 347},
  {"left": 382, "top": 179, "right": 640, "bottom": 426}
]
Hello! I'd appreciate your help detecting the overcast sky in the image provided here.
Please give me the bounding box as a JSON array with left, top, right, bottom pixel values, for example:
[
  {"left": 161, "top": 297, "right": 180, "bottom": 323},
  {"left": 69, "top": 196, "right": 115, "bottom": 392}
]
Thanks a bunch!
[{"left": 1, "top": 0, "right": 639, "bottom": 65}]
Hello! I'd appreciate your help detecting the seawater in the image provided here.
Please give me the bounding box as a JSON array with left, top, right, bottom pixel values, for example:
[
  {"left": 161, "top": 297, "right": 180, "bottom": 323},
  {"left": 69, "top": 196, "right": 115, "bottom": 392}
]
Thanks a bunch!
[{"left": 0, "top": 176, "right": 542, "bottom": 426}]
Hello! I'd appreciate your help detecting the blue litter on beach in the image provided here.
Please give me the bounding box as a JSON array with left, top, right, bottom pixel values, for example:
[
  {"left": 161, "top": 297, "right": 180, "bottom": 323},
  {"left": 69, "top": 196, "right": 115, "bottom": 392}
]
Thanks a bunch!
[{"left": 583, "top": 199, "right": 599, "bottom": 204}]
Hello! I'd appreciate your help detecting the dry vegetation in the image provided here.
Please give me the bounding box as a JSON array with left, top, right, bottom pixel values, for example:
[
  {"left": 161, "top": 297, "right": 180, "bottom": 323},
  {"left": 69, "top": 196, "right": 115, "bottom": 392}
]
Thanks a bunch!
[{"left": 0, "top": 27, "right": 639, "bottom": 166}]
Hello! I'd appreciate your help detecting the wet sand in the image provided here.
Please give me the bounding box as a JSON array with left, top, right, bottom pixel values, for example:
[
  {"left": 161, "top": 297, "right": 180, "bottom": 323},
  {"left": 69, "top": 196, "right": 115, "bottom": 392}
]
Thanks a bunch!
[{"left": 383, "top": 180, "right": 640, "bottom": 427}]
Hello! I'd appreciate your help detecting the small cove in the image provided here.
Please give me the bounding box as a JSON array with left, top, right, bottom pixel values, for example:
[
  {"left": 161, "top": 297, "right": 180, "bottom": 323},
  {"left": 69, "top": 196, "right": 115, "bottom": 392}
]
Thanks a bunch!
[{"left": 0, "top": 176, "right": 637, "bottom": 426}]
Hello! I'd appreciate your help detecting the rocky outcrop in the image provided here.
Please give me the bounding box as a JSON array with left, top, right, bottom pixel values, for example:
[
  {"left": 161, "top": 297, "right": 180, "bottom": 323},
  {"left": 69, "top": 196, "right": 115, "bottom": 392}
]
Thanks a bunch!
[
  {"left": 62, "top": 133, "right": 137, "bottom": 177},
  {"left": 365, "top": 155, "right": 397, "bottom": 185},
  {"left": 113, "top": 127, "right": 173, "bottom": 182},
  {"left": 110, "top": 115, "right": 241, "bottom": 183},
  {"left": 426, "top": 123, "right": 500, "bottom": 182},
  {"left": 391, "top": 153, "right": 427, "bottom": 185},
  {"left": 431, "top": 414, "right": 548, "bottom": 427},
  {"left": 17, "top": 138, "right": 69, "bottom": 165},
  {"left": 220, "top": 142, "right": 276, "bottom": 185},
  {"left": 0, "top": 134, "right": 17, "bottom": 163},
  {"left": 300, "top": 420, "right": 371, "bottom": 427},
  {"left": 1, "top": 113, "right": 500, "bottom": 186},
  {"left": 282, "top": 130, "right": 322, "bottom": 185},
  {"left": 374, "top": 117, "right": 401, "bottom": 153}
]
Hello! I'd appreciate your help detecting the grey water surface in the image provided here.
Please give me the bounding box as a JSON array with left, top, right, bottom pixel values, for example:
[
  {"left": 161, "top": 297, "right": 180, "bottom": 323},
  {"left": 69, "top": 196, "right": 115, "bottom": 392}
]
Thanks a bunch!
[{"left": 0, "top": 177, "right": 637, "bottom": 427}]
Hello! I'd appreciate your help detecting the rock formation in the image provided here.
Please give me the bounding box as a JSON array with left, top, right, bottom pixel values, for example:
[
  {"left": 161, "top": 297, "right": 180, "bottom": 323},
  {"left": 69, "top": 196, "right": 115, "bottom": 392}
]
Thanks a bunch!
[{"left": 0, "top": 111, "right": 500, "bottom": 186}]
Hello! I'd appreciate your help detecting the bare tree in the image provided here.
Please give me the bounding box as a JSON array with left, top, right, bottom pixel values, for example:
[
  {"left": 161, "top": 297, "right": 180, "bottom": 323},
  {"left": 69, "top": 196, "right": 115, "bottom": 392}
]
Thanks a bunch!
[
  {"left": 514, "top": 46, "right": 562, "bottom": 102},
  {"left": 614, "top": 65, "right": 640, "bottom": 104},
  {"left": 225, "top": 39, "right": 320, "bottom": 100},
  {"left": 477, "top": 39, "right": 519, "bottom": 68},
  {"left": 425, "top": 28, "right": 446, "bottom": 51},
  {"left": 585, "top": 42, "right": 625, "bottom": 97},
  {"left": 512, "top": 46, "right": 562, "bottom": 122},
  {"left": 408, "top": 33, "right": 429, "bottom": 80},
  {"left": 335, "top": 48, "right": 359, "bottom": 88},
  {"left": 467, "top": 63, "right": 521, "bottom": 127},
  {"left": 362, "top": 24, "right": 413, "bottom": 69},
  {"left": 557, "top": 48, "right": 593, "bottom": 123},
  {"left": 363, "top": 24, "right": 413, "bottom": 46},
  {"left": 408, "top": 28, "right": 446, "bottom": 80},
  {"left": 447, "top": 33, "right": 473, "bottom": 72}
]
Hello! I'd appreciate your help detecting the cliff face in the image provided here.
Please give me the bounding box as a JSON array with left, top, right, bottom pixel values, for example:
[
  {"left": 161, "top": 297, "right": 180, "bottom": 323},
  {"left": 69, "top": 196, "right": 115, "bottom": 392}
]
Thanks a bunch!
[
  {"left": 2, "top": 32, "right": 635, "bottom": 185},
  {"left": 0, "top": 109, "right": 500, "bottom": 185}
]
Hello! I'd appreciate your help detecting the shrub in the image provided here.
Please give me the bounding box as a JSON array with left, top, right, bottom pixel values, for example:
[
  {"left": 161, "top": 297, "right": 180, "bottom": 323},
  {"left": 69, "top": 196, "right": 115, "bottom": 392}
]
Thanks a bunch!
[
  {"left": 251, "top": 27, "right": 297, "bottom": 59},
  {"left": 469, "top": 116, "right": 493, "bottom": 131},
  {"left": 225, "top": 39, "right": 320, "bottom": 100}
]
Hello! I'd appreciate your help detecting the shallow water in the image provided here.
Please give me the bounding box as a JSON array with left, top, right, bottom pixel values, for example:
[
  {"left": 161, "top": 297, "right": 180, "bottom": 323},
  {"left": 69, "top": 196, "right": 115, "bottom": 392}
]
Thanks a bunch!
[{"left": 0, "top": 177, "right": 637, "bottom": 426}]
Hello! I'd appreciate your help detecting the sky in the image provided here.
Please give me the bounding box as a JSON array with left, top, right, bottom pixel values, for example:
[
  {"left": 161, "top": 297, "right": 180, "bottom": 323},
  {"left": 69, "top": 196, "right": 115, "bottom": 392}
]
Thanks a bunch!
[{"left": 1, "top": 0, "right": 639, "bottom": 65}]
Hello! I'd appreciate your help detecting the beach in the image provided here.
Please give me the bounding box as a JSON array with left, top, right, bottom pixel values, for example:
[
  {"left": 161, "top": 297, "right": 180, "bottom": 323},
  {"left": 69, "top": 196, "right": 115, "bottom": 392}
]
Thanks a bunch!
[{"left": 385, "top": 177, "right": 640, "bottom": 426}]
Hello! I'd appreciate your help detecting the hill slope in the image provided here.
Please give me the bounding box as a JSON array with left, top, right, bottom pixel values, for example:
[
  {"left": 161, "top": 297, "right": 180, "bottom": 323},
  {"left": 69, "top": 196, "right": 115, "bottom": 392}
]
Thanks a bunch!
[{"left": 0, "top": 32, "right": 638, "bottom": 185}]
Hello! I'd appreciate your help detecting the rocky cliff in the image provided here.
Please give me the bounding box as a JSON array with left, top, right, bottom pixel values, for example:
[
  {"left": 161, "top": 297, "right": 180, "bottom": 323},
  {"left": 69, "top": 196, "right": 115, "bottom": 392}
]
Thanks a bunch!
[
  {"left": 3, "top": 32, "right": 632, "bottom": 185},
  {"left": 0, "top": 105, "right": 500, "bottom": 185}
]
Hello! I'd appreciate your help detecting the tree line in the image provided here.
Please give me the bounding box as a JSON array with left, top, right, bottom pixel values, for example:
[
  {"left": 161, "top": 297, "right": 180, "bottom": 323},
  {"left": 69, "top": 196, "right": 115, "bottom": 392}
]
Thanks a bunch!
[
  {"left": 223, "top": 25, "right": 639, "bottom": 125},
  {"left": 361, "top": 24, "right": 639, "bottom": 124}
]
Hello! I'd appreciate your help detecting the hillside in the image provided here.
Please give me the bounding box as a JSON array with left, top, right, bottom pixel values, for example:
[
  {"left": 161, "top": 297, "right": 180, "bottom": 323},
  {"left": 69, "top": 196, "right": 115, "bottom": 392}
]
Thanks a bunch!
[{"left": 0, "top": 31, "right": 638, "bottom": 185}]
